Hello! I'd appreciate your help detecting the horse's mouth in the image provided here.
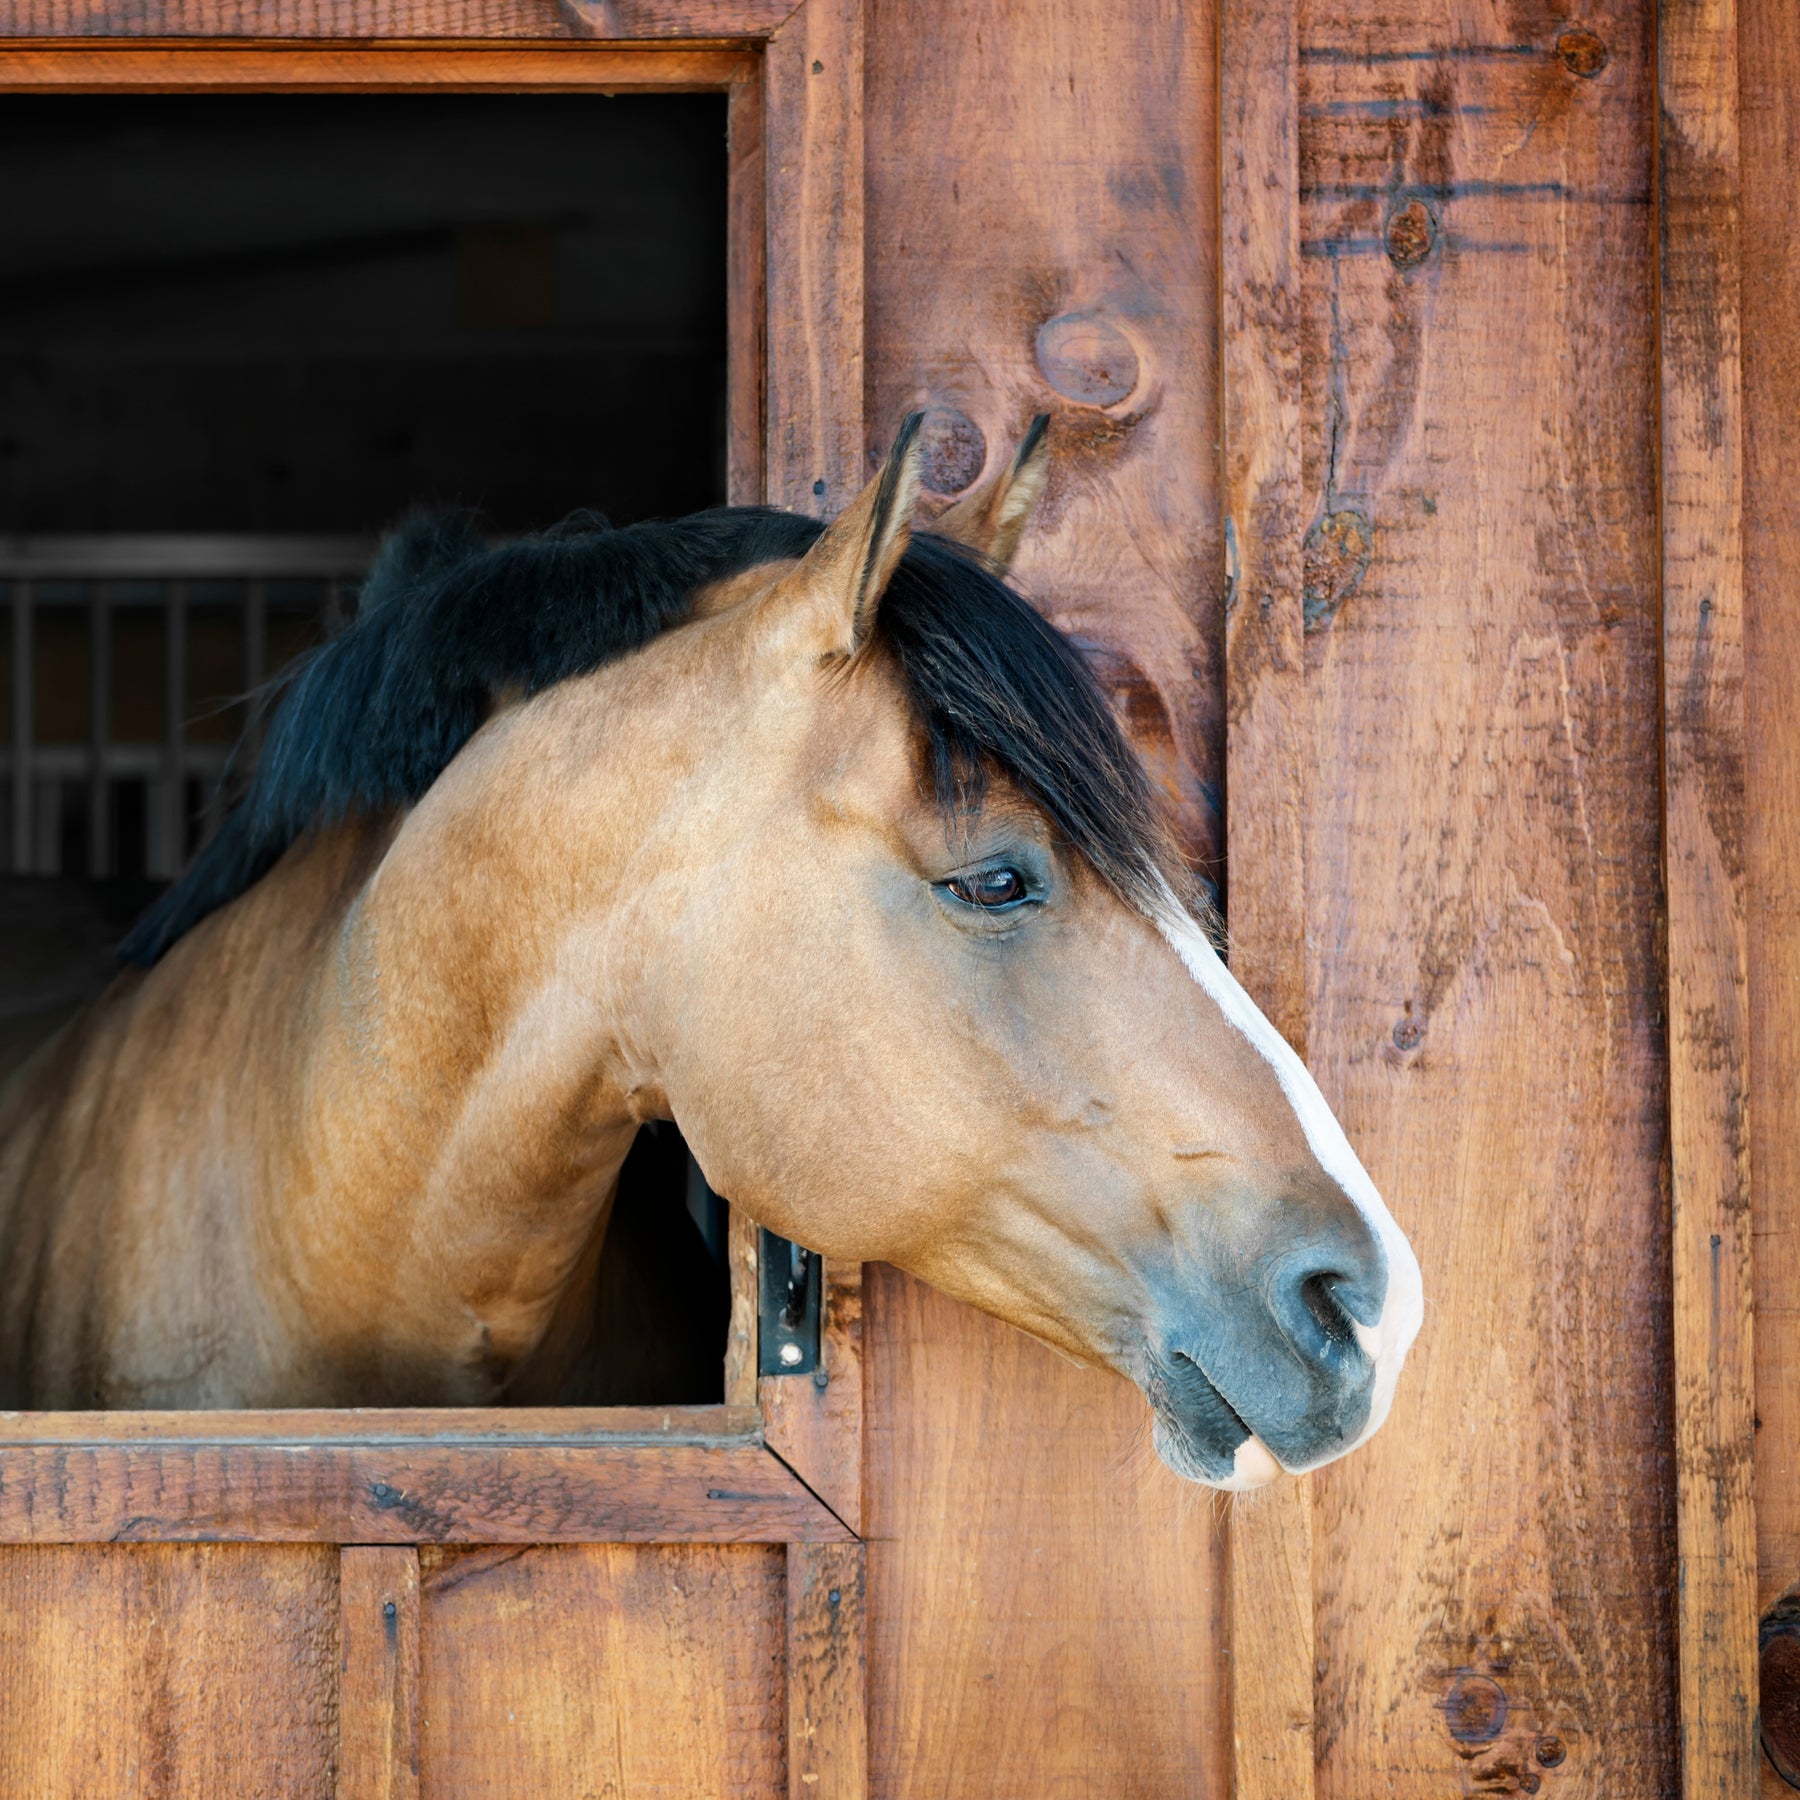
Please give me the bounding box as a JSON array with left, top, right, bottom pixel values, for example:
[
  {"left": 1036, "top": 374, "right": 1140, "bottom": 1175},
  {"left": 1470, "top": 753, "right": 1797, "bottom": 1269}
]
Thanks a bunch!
[{"left": 1145, "top": 1348, "right": 1282, "bottom": 1489}]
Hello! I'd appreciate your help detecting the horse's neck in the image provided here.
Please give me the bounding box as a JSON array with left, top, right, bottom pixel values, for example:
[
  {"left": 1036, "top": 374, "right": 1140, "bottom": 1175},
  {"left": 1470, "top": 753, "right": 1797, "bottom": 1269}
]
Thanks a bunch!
[{"left": 246, "top": 709, "right": 661, "bottom": 1402}]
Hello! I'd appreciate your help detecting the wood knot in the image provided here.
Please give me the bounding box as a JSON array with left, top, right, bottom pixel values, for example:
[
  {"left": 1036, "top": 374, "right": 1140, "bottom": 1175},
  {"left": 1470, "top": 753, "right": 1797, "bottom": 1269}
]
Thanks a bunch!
[
  {"left": 917, "top": 406, "right": 988, "bottom": 496},
  {"left": 1556, "top": 27, "right": 1608, "bottom": 78},
  {"left": 1443, "top": 1674, "right": 1508, "bottom": 1745},
  {"left": 1762, "top": 1596, "right": 1800, "bottom": 1788},
  {"left": 1034, "top": 311, "right": 1140, "bottom": 408},
  {"left": 1385, "top": 198, "right": 1437, "bottom": 271},
  {"left": 1302, "top": 508, "right": 1372, "bottom": 631}
]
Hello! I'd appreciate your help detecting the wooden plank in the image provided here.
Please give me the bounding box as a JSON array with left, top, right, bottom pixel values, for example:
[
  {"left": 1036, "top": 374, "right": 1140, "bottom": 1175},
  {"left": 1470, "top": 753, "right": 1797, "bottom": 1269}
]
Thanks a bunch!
[
  {"left": 1220, "top": 0, "right": 1315, "bottom": 1794},
  {"left": 764, "top": 0, "right": 863, "bottom": 513},
  {"left": 865, "top": 0, "right": 1226, "bottom": 875},
  {"left": 0, "top": 0, "right": 796, "bottom": 34},
  {"left": 1298, "top": 4, "right": 1677, "bottom": 1793},
  {"left": 787, "top": 1541, "right": 866, "bottom": 1800},
  {"left": 417, "top": 1543, "right": 786, "bottom": 1795},
  {"left": 564, "top": 0, "right": 798, "bottom": 38},
  {"left": 860, "top": 0, "right": 1229, "bottom": 1790},
  {"left": 728, "top": 60, "right": 768, "bottom": 505},
  {"left": 0, "top": 40, "right": 754, "bottom": 90},
  {"left": 761, "top": 1257, "right": 863, "bottom": 1532},
  {"left": 0, "top": 1544, "right": 337, "bottom": 1794},
  {"left": 0, "top": 1404, "right": 758, "bottom": 1443},
  {"left": 1740, "top": 0, "right": 1800, "bottom": 1735},
  {"left": 864, "top": 1266, "right": 1229, "bottom": 1798},
  {"left": 1222, "top": 0, "right": 1306, "bottom": 1049},
  {"left": 0, "top": 1439, "right": 850, "bottom": 1544},
  {"left": 725, "top": 1202, "right": 761, "bottom": 1409},
  {"left": 339, "top": 1546, "right": 420, "bottom": 1800},
  {"left": 1658, "top": 0, "right": 1759, "bottom": 1790},
  {"left": 0, "top": 0, "right": 578, "bottom": 32}
]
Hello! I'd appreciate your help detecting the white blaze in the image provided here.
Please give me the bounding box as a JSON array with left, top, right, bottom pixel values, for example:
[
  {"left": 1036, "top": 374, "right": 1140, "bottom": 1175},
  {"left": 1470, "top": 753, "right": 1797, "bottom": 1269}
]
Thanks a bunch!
[{"left": 1153, "top": 900, "right": 1426, "bottom": 1474}]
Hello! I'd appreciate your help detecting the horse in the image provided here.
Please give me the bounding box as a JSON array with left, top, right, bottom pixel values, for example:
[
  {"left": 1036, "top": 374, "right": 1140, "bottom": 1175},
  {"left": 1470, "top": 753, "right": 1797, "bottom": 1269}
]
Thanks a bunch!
[{"left": 0, "top": 413, "right": 1423, "bottom": 1490}]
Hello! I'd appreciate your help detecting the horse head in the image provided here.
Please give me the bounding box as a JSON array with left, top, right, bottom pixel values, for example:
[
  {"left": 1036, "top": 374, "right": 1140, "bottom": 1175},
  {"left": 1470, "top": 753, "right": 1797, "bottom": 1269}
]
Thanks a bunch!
[{"left": 618, "top": 415, "right": 1424, "bottom": 1488}]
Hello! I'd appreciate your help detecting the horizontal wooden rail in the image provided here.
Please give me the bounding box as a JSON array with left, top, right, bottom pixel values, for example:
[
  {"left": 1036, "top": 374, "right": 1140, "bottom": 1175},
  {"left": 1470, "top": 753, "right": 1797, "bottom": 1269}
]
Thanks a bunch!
[
  {"left": 0, "top": 1404, "right": 760, "bottom": 1444},
  {"left": 0, "top": 0, "right": 800, "bottom": 39},
  {"left": 0, "top": 39, "right": 756, "bottom": 89},
  {"left": 0, "top": 1405, "right": 851, "bottom": 1544}
]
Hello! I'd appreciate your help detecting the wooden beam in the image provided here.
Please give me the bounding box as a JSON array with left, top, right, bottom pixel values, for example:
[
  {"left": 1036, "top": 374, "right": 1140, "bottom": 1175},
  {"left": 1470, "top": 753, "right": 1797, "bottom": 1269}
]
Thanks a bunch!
[
  {"left": 1657, "top": 0, "right": 1759, "bottom": 1789},
  {"left": 786, "top": 1541, "right": 866, "bottom": 1800},
  {"left": 0, "top": 0, "right": 797, "bottom": 37},
  {"left": 0, "top": 39, "right": 755, "bottom": 90},
  {"left": 727, "top": 59, "right": 767, "bottom": 506},
  {"left": 1221, "top": 0, "right": 1314, "bottom": 1794},
  {"left": 762, "top": 1257, "right": 864, "bottom": 1532},
  {"left": 338, "top": 1546, "right": 421, "bottom": 1800},
  {"left": 562, "top": 0, "right": 799, "bottom": 38},
  {"left": 1741, "top": 0, "right": 1800, "bottom": 1669},
  {"left": 0, "top": 1412, "right": 851, "bottom": 1543},
  {"left": 763, "top": 0, "right": 863, "bottom": 513}
]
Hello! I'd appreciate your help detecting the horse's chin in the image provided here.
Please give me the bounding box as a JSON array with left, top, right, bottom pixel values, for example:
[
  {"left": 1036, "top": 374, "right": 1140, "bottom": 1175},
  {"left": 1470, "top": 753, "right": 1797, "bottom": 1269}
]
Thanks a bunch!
[{"left": 1151, "top": 1414, "right": 1285, "bottom": 1491}]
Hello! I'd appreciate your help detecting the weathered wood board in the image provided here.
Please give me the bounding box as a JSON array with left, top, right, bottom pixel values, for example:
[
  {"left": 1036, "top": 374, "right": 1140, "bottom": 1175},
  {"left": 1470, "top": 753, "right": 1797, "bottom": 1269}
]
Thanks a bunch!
[
  {"left": 417, "top": 1543, "right": 787, "bottom": 1795},
  {"left": 1741, "top": 0, "right": 1800, "bottom": 1789},
  {"left": 860, "top": 0, "right": 1233, "bottom": 1790},
  {"left": 0, "top": 1545, "right": 339, "bottom": 1795},
  {"left": 1296, "top": 2, "right": 1678, "bottom": 1793}
]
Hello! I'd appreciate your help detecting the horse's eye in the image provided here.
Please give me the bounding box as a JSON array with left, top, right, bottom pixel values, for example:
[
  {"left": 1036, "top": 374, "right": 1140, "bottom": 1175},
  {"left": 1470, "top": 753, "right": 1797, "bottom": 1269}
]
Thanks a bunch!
[{"left": 947, "top": 867, "right": 1029, "bottom": 909}]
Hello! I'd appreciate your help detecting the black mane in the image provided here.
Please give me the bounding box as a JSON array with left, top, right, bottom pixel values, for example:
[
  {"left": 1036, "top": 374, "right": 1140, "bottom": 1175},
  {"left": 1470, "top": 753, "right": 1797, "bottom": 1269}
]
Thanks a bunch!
[{"left": 122, "top": 505, "right": 1176, "bottom": 965}]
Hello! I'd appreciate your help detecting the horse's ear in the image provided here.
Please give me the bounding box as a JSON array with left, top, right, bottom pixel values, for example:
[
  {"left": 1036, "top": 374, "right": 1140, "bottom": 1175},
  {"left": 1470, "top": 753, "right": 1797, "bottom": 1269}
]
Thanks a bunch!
[
  {"left": 782, "top": 412, "right": 925, "bottom": 659},
  {"left": 929, "top": 413, "right": 1050, "bottom": 573}
]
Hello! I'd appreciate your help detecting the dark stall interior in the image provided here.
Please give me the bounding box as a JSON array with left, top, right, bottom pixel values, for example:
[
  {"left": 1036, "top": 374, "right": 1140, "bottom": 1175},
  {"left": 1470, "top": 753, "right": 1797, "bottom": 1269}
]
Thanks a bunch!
[{"left": 0, "top": 94, "right": 732, "bottom": 1402}]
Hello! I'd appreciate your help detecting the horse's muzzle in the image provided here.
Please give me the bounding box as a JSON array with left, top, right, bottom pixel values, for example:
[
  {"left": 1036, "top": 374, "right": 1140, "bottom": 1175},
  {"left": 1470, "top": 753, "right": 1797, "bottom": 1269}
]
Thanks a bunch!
[{"left": 1143, "top": 1209, "right": 1392, "bottom": 1486}]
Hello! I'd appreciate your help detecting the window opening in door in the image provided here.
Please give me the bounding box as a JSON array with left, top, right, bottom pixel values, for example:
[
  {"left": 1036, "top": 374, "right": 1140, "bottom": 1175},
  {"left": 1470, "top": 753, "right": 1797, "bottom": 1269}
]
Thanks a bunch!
[{"left": 0, "top": 93, "right": 732, "bottom": 1404}]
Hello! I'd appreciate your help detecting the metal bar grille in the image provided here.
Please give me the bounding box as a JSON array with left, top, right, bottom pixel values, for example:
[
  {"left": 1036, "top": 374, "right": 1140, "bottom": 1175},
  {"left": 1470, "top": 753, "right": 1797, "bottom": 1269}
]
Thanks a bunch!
[{"left": 0, "top": 538, "right": 368, "bottom": 879}]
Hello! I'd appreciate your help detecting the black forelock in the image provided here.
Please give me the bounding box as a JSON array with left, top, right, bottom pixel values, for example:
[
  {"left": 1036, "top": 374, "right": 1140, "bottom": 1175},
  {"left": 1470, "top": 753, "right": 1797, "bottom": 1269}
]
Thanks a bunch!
[{"left": 120, "top": 505, "right": 1178, "bottom": 965}]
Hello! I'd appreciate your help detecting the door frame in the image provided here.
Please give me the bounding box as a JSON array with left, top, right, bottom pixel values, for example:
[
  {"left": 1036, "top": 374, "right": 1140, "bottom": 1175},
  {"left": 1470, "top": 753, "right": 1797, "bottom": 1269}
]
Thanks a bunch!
[{"left": 0, "top": 15, "right": 869, "bottom": 1796}]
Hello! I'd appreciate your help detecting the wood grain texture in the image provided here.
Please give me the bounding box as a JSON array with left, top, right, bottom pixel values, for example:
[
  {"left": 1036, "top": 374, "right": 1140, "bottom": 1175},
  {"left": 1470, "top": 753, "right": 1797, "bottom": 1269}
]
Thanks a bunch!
[
  {"left": 1231, "top": 1480, "right": 1315, "bottom": 1799},
  {"left": 866, "top": 0, "right": 1225, "bottom": 877},
  {"left": 726, "top": 1203, "right": 761, "bottom": 1409},
  {"left": 860, "top": 3, "right": 1230, "bottom": 1791},
  {"left": 1221, "top": 2, "right": 1316, "bottom": 1794},
  {"left": 0, "top": 0, "right": 795, "bottom": 34},
  {"left": 0, "top": 1405, "right": 759, "bottom": 1443},
  {"left": 0, "top": 1438, "right": 849, "bottom": 1543},
  {"left": 418, "top": 1542, "right": 786, "bottom": 1796},
  {"left": 1658, "top": 0, "right": 1759, "bottom": 1790},
  {"left": 787, "top": 1541, "right": 866, "bottom": 1800},
  {"left": 1740, "top": 3, "right": 1800, "bottom": 1764},
  {"left": 1223, "top": 0, "right": 1307, "bottom": 1053},
  {"left": 1298, "top": 3, "right": 1678, "bottom": 1793},
  {"left": 764, "top": 0, "right": 862, "bottom": 513},
  {"left": 762, "top": 1257, "right": 864, "bottom": 1532},
  {"left": 339, "top": 1546, "right": 420, "bottom": 1800},
  {"left": 860, "top": 3, "right": 1229, "bottom": 1790},
  {"left": 0, "top": 1544, "right": 337, "bottom": 1795},
  {"left": 0, "top": 40, "right": 752, "bottom": 89},
  {"left": 729, "top": 65, "right": 768, "bottom": 505},
  {"left": 562, "top": 0, "right": 798, "bottom": 38},
  {"left": 0, "top": 0, "right": 575, "bottom": 33},
  {"left": 864, "top": 1266, "right": 1230, "bottom": 1799}
]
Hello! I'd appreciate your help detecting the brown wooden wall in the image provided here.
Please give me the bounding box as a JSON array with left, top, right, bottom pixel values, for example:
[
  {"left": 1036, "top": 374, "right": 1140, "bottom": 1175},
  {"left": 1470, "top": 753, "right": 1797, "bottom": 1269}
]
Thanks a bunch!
[{"left": 0, "top": 1, "right": 1786, "bottom": 1795}]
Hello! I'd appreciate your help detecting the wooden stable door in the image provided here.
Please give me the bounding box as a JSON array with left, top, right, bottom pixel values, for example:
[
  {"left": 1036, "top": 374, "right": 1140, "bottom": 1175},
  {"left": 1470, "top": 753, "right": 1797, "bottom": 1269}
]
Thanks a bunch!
[{"left": 0, "top": 17, "right": 874, "bottom": 1796}]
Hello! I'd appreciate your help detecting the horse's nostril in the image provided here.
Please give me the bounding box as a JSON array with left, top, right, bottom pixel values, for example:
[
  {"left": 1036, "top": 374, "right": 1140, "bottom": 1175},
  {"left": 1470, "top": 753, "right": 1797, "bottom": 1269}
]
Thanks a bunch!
[{"left": 1300, "top": 1272, "right": 1360, "bottom": 1352}]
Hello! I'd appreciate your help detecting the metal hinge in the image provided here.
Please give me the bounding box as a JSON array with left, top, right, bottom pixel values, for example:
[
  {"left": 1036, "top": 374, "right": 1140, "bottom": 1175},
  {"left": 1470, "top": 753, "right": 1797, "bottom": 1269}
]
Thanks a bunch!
[{"left": 758, "top": 1228, "right": 821, "bottom": 1377}]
